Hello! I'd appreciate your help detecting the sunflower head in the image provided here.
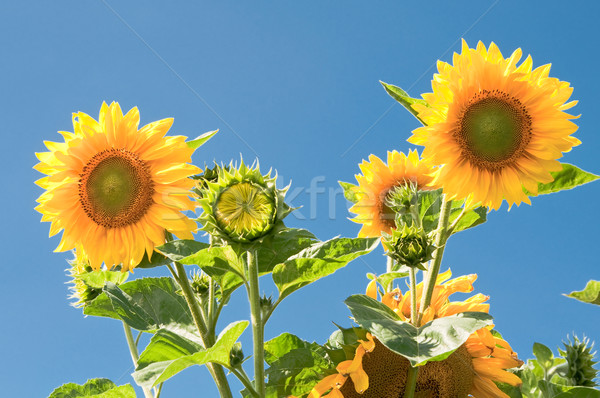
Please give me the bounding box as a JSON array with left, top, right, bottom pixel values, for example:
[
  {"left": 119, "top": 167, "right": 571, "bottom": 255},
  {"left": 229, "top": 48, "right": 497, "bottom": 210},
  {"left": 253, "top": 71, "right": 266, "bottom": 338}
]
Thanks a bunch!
[
  {"left": 35, "top": 102, "right": 201, "bottom": 271},
  {"left": 309, "top": 274, "right": 522, "bottom": 398},
  {"left": 382, "top": 224, "right": 434, "bottom": 269},
  {"left": 197, "top": 160, "right": 291, "bottom": 244},
  {"left": 349, "top": 150, "right": 436, "bottom": 238},
  {"left": 409, "top": 40, "right": 580, "bottom": 210}
]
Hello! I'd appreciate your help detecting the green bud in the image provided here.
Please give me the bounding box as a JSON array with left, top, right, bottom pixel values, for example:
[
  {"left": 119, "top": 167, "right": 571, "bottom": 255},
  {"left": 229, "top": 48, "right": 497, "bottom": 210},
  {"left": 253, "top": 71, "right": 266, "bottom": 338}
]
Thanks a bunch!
[
  {"left": 559, "top": 335, "right": 599, "bottom": 387},
  {"left": 260, "top": 294, "right": 274, "bottom": 320},
  {"left": 382, "top": 224, "right": 435, "bottom": 269},
  {"left": 229, "top": 342, "right": 245, "bottom": 368},
  {"left": 190, "top": 270, "right": 211, "bottom": 297}
]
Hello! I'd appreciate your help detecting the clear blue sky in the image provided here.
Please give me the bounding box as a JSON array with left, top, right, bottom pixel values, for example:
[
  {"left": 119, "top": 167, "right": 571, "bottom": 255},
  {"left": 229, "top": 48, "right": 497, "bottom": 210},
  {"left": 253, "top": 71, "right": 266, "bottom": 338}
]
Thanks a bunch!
[{"left": 2, "top": 1, "right": 599, "bottom": 397}]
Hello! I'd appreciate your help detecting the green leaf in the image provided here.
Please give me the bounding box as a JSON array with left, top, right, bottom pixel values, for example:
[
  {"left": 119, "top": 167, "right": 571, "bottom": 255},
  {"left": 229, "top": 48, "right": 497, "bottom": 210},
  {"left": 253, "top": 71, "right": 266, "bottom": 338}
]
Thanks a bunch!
[
  {"left": 380, "top": 81, "right": 428, "bottom": 124},
  {"left": 418, "top": 189, "right": 487, "bottom": 235},
  {"left": 135, "top": 250, "right": 171, "bottom": 269},
  {"left": 565, "top": 280, "right": 600, "bottom": 306},
  {"left": 496, "top": 382, "right": 524, "bottom": 398},
  {"left": 248, "top": 227, "right": 318, "bottom": 274},
  {"left": 262, "top": 333, "right": 336, "bottom": 398},
  {"left": 84, "top": 277, "right": 195, "bottom": 334},
  {"left": 77, "top": 270, "right": 128, "bottom": 289},
  {"left": 344, "top": 294, "right": 493, "bottom": 366},
  {"left": 156, "top": 240, "right": 210, "bottom": 262},
  {"left": 450, "top": 205, "right": 488, "bottom": 234},
  {"left": 339, "top": 181, "right": 360, "bottom": 203},
  {"left": 186, "top": 129, "right": 219, "bottom": 150},
  {"left": 533, "top": 342, "right": 555, "bottom": 369},
  {"left": 367, "top": 271, "right": 409, "bottom": 292},
  {"left": 272, "top": 237, "right": 379, "bottom": 300},
  {"left": 554, "top": 387, "right": 600, "bottom": 398},
  {"left": 133, "top": 320, "right": 248, "bottom": 388},
  {"left": 537, "top": 163, "right": 599, "bottom": 195},
  {"left": 48, "top": 378, "right": 136, "bottom": 398}
]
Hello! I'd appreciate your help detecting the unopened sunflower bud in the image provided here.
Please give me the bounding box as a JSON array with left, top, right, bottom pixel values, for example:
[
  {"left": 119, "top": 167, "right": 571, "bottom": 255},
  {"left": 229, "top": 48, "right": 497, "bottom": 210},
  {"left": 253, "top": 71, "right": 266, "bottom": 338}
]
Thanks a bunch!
[
  {"left": 260, "top": 294, "right": 274, "bottom": 320},
  {"left": 229, "top": 342, "right": 245, "bottom": 368},
  {"left": 385, "top": 183, "right": 418, "bottom": 217},
  {"left": 190, "top": 270, "right": 211, "bottom": 297},
  {"left": 382, "top": 224, "right": 435, "bottom": 269},
  {"left": 559, "top": 335, "right": 599, "bottom": 387},
  {"left": 197, "top": 160, "right": 291, "bottom": 244}
]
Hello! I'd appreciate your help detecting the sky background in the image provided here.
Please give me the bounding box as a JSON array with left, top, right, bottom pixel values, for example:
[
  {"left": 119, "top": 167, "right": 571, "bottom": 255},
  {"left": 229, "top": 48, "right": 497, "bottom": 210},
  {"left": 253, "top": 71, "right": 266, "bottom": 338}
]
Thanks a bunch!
[{"left": 2, "top": 1, "right": 599, "bottom": 397}]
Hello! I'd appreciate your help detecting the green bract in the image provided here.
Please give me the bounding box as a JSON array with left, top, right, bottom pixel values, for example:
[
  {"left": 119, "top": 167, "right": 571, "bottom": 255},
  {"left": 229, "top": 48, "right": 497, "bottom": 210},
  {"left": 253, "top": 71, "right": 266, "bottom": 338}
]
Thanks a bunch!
[
  {"left": 197, "top": 160, "right": 291, "bottom": 244},
  {"left": 382, "top": 224, "right": 435, "bottom": 269}
]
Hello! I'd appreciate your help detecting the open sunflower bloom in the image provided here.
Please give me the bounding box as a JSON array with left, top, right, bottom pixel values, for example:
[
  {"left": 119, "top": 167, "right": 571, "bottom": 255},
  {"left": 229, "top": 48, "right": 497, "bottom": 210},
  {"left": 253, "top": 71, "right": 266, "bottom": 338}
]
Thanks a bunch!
[
  {"left": 409, "top": 40, "right": 580, "bottom": 210},
  {"left": 35, "top": 102, "right": 200, "bottom": 271},
  {"left": 349, "top": 149, "right": 436, "bottom": 237},
  {"left": 309, "top": 270, "right": 522, "bottom": 398}
]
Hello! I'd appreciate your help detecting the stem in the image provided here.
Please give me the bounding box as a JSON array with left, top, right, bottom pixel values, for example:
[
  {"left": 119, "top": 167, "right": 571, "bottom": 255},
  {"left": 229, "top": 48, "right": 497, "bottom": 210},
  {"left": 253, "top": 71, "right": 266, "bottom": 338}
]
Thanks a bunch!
[
  {"left": 122, "top": 322, "right": 154, "bottom": 398},
  {"left": 384, "top": 256, "right": 395, "bottom": 293},
  {"left": 403, "top": 365, "right": 419, "bottom": 398},
  {"left": 230, "top": 367, "right": 260, "bottom": 398},
  {"left": 173, "top": 262, "right": 233, "bottom": 398},
  {"left": 409, "top": 268, "right": 418, "bottom": 326},
  {"left": 417, "top": 195, "right": 452, "bottom": 325},
  {"left": 246, "top": 249, "right": 265, "bottom": 396}
]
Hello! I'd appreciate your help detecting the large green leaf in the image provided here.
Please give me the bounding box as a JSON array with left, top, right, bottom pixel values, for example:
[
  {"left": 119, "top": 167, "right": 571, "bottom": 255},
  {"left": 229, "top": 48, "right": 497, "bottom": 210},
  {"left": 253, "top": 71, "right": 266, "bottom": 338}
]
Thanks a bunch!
[
  {"left": 537, "top": 163, "right": 599, "bottom": 195},
  {"left": 380, "top": 81, "right": 427, "bottom": 124},
  {"left": 48, "top": 379, "right": 135, "bottom": 398},
  {"left": 84, "top": 277, "right": 195, "bottom": 334},
  {"left": 133, "top": 321, "right": 248, "bottom": 388},
  {"left": 187, "top": 129, "right": 219, "bottom": 150},
  {"left": 272, "top": 237, "right": 379, "bottom": 300},
  {"left": 246, "top": 228, "right": 318, "bottom": 274},
  {"left": 156, "top": 240, "right": 210, "bottom": 262},
  {"left": 339, "top": 181, "right": 360, "bottom": 204},
  {"left": 262, "top": 333, "right": 335, "bottom": 398},
  {"left": 565, "top": 280, "right": 600, "bottom": 306},
  {"left": 344, "top": 294, "right": 493, "bottom": 366}
]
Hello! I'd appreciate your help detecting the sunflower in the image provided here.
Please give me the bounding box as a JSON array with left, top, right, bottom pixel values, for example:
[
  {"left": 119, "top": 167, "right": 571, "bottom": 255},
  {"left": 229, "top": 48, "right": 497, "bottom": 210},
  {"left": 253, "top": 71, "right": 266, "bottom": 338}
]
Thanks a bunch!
[
  {"left": 308, "top": 270, "right": 522, "bottom": 398},
  {"left": 409, "top": 40, "right": 580, "bottom": 210},
  {"left": 35, "top": 102, "right": 200, "bottom": 271},
  {"left": 349, "top": 150, "right": 436, "bottom": 237}
]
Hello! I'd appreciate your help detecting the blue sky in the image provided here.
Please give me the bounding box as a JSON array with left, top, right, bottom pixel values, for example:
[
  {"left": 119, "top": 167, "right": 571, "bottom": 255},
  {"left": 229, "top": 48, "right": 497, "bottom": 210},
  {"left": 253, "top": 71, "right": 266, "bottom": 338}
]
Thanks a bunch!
[{"left": 2, "top": 1, "right": 599, "bottom": 397}]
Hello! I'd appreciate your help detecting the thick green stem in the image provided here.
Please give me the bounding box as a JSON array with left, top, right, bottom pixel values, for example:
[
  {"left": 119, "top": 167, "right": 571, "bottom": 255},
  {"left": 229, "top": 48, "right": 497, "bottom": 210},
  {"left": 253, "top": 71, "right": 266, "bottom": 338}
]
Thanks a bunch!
[
  {"left": 231, "top": 367, "right": 260, "bottom": 398},
  {"left": 122, "top": 322, "right": 154, "bottom": 398},
  {"left": 409, "top": 268, "right": 418, "bottom": 326},
  {"left": 417, "top": 195, "right": 452, "bottom": 324},
  {"left": 246, "top": 249, "right": 266, "bottom": 396},
  {"left": 173, "top": 262, "right": 233, "bottom": 398},
  {"left": 403, "top": 365, "right": 419, "bottom": 398}
]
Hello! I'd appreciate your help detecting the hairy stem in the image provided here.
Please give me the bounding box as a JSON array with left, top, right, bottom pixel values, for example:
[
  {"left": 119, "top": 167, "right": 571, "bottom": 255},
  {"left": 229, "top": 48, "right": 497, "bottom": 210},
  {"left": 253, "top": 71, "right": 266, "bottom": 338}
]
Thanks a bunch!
[
  {"left": 246, "top": 249, "right": 265, "bottom": 396},
  {"left": 122, "top": 322, "right": 154, "bottom": 398}
]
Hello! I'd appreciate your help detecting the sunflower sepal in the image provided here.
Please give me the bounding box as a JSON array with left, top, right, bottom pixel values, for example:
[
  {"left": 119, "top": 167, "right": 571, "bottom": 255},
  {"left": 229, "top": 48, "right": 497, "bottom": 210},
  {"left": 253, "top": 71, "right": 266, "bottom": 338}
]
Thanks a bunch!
[
  {"left": 344, "top": 294, "right": 494, "bottom": 367},
  {"left": 186, "top": 129, "right": 219, "bottom": 151}
]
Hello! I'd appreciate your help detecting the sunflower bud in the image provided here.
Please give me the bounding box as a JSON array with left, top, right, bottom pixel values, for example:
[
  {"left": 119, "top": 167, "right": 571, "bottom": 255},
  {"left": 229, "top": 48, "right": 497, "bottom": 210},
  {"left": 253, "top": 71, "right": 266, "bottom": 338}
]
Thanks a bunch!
[
  {"left": 559, "top": 335, "right": 599, "bottom": 387},
  {"left": 197, "top": 160, "right": 291, "bottom": 244},
  {"left": 229, "top": 342, "right": 245, "bottom": 368},
  {"left": 190, "top": 270, "right": 211, "bottom": 297},
  {"left": 385, "top": 183, "right": 418, "bottom": 219},
  {"left": 382, "top": 224, "right": 435, "bottom": 269}
]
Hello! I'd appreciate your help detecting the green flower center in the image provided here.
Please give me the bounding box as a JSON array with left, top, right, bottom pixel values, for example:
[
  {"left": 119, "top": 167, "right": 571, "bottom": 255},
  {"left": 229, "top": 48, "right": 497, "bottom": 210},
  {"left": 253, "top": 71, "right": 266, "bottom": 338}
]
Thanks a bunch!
[
  {"left": 214, "top": 182, "right": 275, "bottom": 241},
  {"left": 79, "top": 149, "right": 154, "bottom": 228},
  {"left": 458, "top": 91, "right": 531, "bottom": 171}
]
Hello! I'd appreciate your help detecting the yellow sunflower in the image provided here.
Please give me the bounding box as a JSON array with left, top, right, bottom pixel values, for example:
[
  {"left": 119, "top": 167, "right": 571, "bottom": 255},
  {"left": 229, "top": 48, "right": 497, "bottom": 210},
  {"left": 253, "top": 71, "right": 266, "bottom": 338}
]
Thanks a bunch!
[
  {"left": 349, "top": 150, "right": 436, "bottom": 237},
  {"left": 409, "top": 40, "right": 580, "bottom": 210},
  {"left": 308, "top": 270, "right": 522, "bottom": 398},
  {"left": 35, "top": 102, "right": 200, "bottom": 271}
]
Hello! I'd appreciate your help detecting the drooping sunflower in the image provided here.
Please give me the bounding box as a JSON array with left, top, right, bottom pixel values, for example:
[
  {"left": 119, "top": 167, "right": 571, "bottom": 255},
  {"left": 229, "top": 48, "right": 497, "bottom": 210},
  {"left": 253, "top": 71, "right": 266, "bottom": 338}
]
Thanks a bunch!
[
  {"left": 308, "top": 270, "right": 523, "bottom": 398},
  {"left": 349, "top": 150, "right": 436, "bottom": 237},
  {"left": 35, "top": 102, "right": 200, "bottom": 271},
  {"left": 409, "top": 40, "right": 580, "bottom": 210}
]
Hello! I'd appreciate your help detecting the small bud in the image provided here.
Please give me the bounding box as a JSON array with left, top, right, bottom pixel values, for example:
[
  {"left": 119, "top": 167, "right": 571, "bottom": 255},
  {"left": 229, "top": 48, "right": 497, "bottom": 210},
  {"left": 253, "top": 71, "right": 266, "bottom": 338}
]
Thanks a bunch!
[
  {"left": 190, "top": 270, "right": 211, "bottom": 297},
  {"left": 559, "top": 335, "right": 599, "bottom": 387},
  {"left": 229, "top": 342, "right": 245, "bottom": 368},
  {"left": 260, "top": 294, "right": 274, "bottom": 320},
  {"left": 385, "top": 183, "right": 418, "bottom": 217},
  {"left": 382, "top": 224, "right": 435, "bottom": 269}
]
